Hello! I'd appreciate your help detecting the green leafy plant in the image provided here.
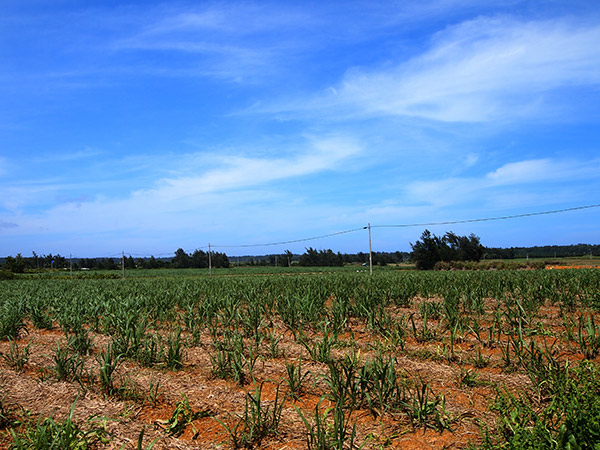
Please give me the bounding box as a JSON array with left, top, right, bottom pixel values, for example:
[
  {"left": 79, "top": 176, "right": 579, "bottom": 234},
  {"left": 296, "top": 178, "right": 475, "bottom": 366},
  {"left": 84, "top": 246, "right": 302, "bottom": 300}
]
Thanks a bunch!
[
  {"left": 9, "top": 398, "right": 110, "bottom": 450},
  {"left": 295, "top": 397, "right": 362, "bottom": 450},
  {"left": 285, "top": 357, "right": 310, "bottom": 400},
  {"left": 1, "top": 338, "right": 32, "bottom": 371},
  {"left": 299, "top": 322, "right": 337, "bottom": 364},
  {"left": 360, "top": 355, "right": 407, "bottom": 418},
  {"left": 217, "top": 380, "right": 285, "bottom": 449},
  {"left": 161, "top": 394, "right": 210, "bottom": 438},
  {"left": 577, "top": 313, "right": 600, "bottom": 359},
  {"left": 51, "top": 342, "right": 85, "bottom": 382},
  {"left": 0, "top": 300, "right": 27, "bottom": 340},
  {"left": 97, "top": 343, "right": 122, "bottom": 394},
  {"left": 134, "top": 427, "right": 157, "bottom": 450},
  {"left": 164, "top": 326, "right": 184, "bottom": 369},
  {"left": 406, "top": 379, "right": 450, "bottom": 431},
  {"left": 147, "top": 377, "right": 162, "bottom": 407}
]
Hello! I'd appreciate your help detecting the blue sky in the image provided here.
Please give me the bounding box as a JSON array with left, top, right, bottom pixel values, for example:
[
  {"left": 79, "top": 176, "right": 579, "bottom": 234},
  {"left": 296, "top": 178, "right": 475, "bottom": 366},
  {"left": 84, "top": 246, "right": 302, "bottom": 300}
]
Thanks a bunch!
[{"left": 1, "top": 1, "right": 599, "bottom": 257}]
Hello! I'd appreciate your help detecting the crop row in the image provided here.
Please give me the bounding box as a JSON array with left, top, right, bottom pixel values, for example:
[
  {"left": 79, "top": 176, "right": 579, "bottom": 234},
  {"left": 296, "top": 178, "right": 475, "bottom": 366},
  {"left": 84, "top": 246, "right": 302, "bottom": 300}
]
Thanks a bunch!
[{"left": 1, "top": 269, "right": 600, "bottom": 448}]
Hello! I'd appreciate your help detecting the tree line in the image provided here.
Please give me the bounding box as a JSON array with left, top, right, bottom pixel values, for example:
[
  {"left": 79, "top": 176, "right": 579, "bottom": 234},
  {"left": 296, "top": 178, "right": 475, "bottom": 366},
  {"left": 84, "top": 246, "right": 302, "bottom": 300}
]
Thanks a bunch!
[
  {"left": 484, "top": 243, "right": 600, "bottom": 259},
  {"left": 410, "top": 230, "right": 485, "bottom": 270},
  {"left": 1, "top": 233, "right": 598, "bottom": 273}
]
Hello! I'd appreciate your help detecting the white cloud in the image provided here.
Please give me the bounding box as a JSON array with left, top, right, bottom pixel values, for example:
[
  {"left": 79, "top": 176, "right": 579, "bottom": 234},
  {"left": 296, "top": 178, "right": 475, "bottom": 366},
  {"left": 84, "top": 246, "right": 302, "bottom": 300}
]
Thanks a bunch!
[
  {"left": 31, "top": 147, "right": 104, "bottom": 164},
  {"left": 1, "top": 136, "right": 363, "bottom": 239},
  {"left": 406, "top": 158, "right": 600, "bottom": 207},
  {"left": 485, "top": 159, "right": 557, "bottom": 185},
  {"left": 134, "top": 135, "right": 362, "bottom": 203},
  {"left": 284, "top": 16, "right": 600, "bottom": 122}
]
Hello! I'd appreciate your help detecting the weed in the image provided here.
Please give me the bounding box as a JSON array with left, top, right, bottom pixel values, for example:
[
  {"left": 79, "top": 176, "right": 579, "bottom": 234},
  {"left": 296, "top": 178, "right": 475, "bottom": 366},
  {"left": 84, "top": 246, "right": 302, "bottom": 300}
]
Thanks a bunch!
[
  {"left": 161, "top": 394, "right": 210, "bottom": 438},
  {"left": 458, "top": 368, "right": 479, "bottom": 388},
  {"left": 0, "top": 390, "right": 13, "bottom": 429},
  {"left": 482, "top": 362, "right": 600, "bottom": 449}
]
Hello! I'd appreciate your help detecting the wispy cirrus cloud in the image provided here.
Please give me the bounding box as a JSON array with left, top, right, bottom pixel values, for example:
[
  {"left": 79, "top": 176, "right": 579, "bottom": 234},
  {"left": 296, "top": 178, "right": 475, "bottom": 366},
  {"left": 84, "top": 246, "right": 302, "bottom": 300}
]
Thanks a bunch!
[
  {"left": 1, "top": 135, "right": 363, "bottom": 236},
  {"left": 135, "top": 135, "right": 362, "bottom": 202},
  {"left": 109, "top": 4, "right": 317, "bottom": 82},
  {"left": 270, "top": 16, "right": 600, "bottom": 123},
  {"left": 406, "top": 158, "right": 600, "bottom": 207}
]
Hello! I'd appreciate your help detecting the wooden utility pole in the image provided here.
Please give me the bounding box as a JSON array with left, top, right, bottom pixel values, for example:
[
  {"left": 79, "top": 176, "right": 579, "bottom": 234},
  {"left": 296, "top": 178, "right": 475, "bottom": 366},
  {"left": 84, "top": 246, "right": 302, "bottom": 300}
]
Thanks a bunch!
[
  {"left": 122, "top": 251, "right": 125, "bottom": 279},
  {"left": 208, "top": 243, "right": 212, "bottom": 278},
  {"left": 368, "top": 223, "right": 373, "bottom": 276},
  {"left": 69, "top": 254, "right": 72, "bottom": 277}
]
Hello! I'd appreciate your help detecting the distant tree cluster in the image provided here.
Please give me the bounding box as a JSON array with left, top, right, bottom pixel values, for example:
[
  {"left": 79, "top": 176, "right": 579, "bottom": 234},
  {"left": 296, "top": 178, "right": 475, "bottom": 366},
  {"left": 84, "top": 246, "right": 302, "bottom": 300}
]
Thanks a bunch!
[
  {"left": 410, "top": 230, "right": 485, "bottom": 270},
  {"left": 298, "top": 248, "right": 344, "bottom": 266},
  {"left": 0, "top": 248, "right": 231, "bottom": 272},
  {"left": 2, "top": 239, "right": 597, "bottom": 274},
  {"left": 172, "top": 248, "right": 230, "bottom": 269},
  {"left": 340, "top": 251, "right": 410, "bottom": 266},
  {"left": 2, "top": 253, "right": 69, "bottom": 273},
  {"left": 484, "top": 244, "right": 599, "bottom": 260}
]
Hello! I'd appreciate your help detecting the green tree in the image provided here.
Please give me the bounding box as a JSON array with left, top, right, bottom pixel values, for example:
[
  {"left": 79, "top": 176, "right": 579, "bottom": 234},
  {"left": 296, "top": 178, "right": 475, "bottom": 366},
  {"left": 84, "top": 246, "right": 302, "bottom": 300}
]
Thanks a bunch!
[
  {"left": 191, "top": 249, "right": 208, "bottom": 268},
  {"left": 172, "top": 248, "right": 191, "bottom": 268},
  {"left": 125, "top": 255, "right": 136, "bottom": 269},
  {"left": 277, "top": 250, "right": 293, "bottom": 267},
  {"left": 3, "top": 254, "right": 25, "bottom": 273},
  {"left": 211, "top": 251, "right": 230, "bottom": 268},
  {"left": 410, "top": 230, "right": 444, "bottom": 270},
  {"left": 411, "top": 230, "right": 484, "bottom": 270}
]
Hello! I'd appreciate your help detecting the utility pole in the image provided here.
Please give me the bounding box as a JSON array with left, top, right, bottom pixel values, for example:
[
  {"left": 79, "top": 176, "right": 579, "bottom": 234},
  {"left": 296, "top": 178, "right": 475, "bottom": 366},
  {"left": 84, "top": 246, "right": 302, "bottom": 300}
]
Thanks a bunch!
[
  {"left": 368, "top": 223, "right": 373, "bottom": 276},
  {"left": 122, "top": 251, "right": 125, "bottom": 279},
  {"left": 69, "top": 254, "right": 72, "bottom": 277},
  {"left": 208, "top": 243, "right": 212, "bottom": 278}
]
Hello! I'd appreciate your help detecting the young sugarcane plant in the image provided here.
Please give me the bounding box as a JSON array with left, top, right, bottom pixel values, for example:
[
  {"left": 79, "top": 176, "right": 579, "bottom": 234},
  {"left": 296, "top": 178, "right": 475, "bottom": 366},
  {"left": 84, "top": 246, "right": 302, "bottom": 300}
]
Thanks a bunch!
[
  {"left": 285, "top": 357, "right": 311, "bottom": 400},
  {"left": 217, "top": 379, "right": 285, "bottom": 449},
  {"left": 577, "top": 313, "right": 600, "bottom": 359}
]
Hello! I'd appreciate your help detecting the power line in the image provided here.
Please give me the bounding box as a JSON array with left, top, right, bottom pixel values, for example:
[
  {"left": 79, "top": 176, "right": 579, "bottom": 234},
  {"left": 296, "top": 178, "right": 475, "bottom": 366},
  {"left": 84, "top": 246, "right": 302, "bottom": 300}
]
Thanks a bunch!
[
  {"left": 373, "top": 203, "right": 600, "bottom": 229},
  {"left": 60, "top": 203, "right": 600, "bottom": 257},
  {"left": 206, "top": 203, "right": 600, "bottom": 250},
  {"left": 208, "top": 227, "right": 367, "bottom": 249}
]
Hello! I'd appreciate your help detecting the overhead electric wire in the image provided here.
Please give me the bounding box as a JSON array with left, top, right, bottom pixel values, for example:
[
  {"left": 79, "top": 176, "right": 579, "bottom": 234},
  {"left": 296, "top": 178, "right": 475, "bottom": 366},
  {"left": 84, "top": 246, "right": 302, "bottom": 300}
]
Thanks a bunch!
[
  {"left": 66, "top": 203, "right": 600, "bottom": 256},
  {"left": 206, "top": 203, "right": 600, "bottom": 250},
  {"left": 373, "top": 203, "right": 600, "bottom": 229},
  {"left": 208, "top": 226, "right": 367, "bottom": 249}
]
